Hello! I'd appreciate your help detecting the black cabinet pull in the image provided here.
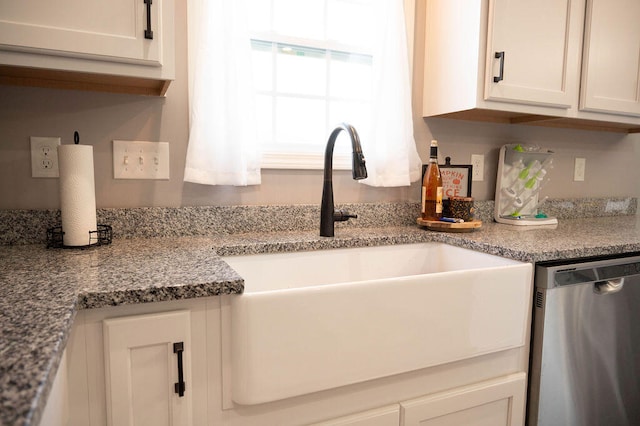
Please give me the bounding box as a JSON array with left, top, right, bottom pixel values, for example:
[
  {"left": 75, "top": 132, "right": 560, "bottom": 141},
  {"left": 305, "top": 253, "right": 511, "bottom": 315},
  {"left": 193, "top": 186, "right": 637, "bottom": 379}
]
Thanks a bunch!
[
  {"left": 493, "top": 51, "right": 505, "bottom": 83},
  {"left": 173, "top": 342, "right": 186, "bottom": 397},
  {"left": 144, "top": 0, "right": 154, "bottom": 40}
]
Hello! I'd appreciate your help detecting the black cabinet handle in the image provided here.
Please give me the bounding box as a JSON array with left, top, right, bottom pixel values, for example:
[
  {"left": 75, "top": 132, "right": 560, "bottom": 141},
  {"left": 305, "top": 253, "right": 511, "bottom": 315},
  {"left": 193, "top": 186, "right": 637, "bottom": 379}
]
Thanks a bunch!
[
  {"left": 493, "top": 51, "right": 505, "bottom": 83},
  {"left": 173, "top": 342, "right": 186, "bottom": 397},
  {"left": 144, "top": 0, "right": 154, "bottom": 40}
]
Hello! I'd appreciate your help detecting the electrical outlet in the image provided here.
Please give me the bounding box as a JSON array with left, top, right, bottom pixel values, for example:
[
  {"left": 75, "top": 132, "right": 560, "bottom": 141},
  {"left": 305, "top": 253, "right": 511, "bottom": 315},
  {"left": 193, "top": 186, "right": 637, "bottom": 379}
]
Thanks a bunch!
[
  {"left": 113, "top": 140, "right": 170, "bottom": 180},
  {"left": 30, "top": 137, "right": 61, "bottom": 178},
  {"left": 574, "top": 157, "right": 586, "bottom": 181},
  {"left": 471, "top": 154, "right": 484, "bottom": 181}
]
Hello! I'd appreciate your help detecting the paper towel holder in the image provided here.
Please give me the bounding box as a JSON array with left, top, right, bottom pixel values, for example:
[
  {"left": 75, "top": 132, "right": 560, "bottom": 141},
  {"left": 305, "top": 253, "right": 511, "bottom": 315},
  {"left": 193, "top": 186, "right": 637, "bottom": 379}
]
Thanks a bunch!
[{"left": 46, "top": 224, "right": 112, "bottom": 249}]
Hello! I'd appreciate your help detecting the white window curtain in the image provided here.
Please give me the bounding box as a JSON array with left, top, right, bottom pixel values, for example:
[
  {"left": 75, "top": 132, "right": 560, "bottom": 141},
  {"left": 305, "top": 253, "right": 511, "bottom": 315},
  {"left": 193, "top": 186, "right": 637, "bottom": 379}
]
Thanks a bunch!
[
  {"left": 361, "top": 0, "right": 422, "bottom": 187},
  {"left": 185, "top": 0, "right": 420, "bottom": 187},
  {"left": 184, "top": 0, "right": 261, "bottom": 186}
]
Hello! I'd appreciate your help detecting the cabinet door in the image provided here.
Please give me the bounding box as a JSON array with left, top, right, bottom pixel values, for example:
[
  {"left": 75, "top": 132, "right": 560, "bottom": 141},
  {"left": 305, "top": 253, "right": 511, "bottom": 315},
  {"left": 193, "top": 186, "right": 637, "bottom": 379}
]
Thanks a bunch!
[
  {"left": 484, "top": 0, "right": 583, "bottom": 108},
  {"left": 400, "top": 373, "right": 526, "bottom": 426},
  {"left": 0, "top": 0, "right": 163, "bottom": 66},
  {"left": 40, "top": 350, "right": 69, "bottom": 426},
  {"left": 311, "top": 405, "right": 400, "bottom": 426},
  {"left": 580, "top": 0, "right": 640, "bottom": 116},
  {"left": 103, "top": 311, "right": 192, "bottom": 426}
]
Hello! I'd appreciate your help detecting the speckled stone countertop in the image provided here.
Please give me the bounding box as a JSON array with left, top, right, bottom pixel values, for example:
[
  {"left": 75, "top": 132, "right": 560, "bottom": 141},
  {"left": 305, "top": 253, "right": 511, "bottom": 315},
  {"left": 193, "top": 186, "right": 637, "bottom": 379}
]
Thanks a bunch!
[
  {"left": 0, "top": 238, "right": 242, "bottom": 426},
  {"left": 210, "top": 215, "right": 640, "bottom": 262},
  {"left": 2, "top": 212, "right": 640, "bottom": 425}
]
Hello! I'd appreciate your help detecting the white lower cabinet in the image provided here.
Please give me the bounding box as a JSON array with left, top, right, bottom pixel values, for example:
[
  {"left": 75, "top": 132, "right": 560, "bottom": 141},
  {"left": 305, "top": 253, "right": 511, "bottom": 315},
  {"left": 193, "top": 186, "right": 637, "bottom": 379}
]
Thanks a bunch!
[
  {"left": 65, "top": 296, "right": 529, "bottom": 426},
  {"left": 310, "top": 373, "right": 527, "bottom": 426},
  {"left": 40, "top": 349, "right": 69, "bottom": 426},
  {"left": 66, "top": 298, "right": 209, "bottom": 426},
  {"left": 103, "top": 311, "right": 192, "bottom": 426},
  {"left": 400, "top": 373, "right": 527, "bottom": 426}
]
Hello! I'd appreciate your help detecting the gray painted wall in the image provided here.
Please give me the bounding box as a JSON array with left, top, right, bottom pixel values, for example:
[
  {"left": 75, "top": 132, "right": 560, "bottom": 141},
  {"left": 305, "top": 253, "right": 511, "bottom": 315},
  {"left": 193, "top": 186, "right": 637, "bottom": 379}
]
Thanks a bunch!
[{"left": 1, "top": 1, "right": 638, "bottom": 210}]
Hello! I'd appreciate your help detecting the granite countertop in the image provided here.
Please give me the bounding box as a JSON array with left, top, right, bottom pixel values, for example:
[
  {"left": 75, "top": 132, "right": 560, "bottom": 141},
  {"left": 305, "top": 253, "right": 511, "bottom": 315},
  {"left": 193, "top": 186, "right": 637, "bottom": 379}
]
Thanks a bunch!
[
  {"left": 0, "top": 238, "right": 243, "bottom": 426},
  {"left": 213, "top": 215, "right": 640, "bottom": 262},
  {"left": 3, "top": 215, "right": 640, "bottom": 426}
]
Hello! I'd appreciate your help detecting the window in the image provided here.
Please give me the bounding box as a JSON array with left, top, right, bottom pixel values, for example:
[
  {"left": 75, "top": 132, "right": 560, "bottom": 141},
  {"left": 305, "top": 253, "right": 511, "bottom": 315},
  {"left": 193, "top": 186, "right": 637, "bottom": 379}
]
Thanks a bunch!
[
  {"left": 247, "top": 0, "right": 376, "bottom": 168},
  {"left": 185, "top": 0, "right": 420, "bottom": 186}
]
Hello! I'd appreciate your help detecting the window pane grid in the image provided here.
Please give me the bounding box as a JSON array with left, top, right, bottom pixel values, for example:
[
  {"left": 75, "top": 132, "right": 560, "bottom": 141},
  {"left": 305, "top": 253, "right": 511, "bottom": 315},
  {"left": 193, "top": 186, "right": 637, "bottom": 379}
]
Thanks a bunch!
[{"left": 248, "top": 0, "right": 374, "bottom": 161}]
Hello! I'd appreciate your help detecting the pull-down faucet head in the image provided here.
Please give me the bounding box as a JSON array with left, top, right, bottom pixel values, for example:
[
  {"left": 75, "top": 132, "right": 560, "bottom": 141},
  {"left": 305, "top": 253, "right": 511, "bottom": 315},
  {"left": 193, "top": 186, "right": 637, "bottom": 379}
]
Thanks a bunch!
[{"left": 320, "top": 123, "right": 368, "bottom": 237}]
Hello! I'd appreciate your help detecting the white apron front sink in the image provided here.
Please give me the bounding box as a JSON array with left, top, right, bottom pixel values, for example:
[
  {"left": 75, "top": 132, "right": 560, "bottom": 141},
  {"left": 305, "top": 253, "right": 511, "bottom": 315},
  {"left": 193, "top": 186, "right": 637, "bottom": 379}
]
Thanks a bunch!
[{"left": 223, "top": 243, "right": 532, "bottom": 405}]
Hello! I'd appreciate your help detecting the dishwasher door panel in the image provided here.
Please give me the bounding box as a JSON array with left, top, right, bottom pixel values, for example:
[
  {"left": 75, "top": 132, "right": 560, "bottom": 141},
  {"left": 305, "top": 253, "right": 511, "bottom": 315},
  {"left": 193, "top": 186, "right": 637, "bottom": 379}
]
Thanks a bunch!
[{"left": 529, "top": 277, "right": 640, "bottom": 426}]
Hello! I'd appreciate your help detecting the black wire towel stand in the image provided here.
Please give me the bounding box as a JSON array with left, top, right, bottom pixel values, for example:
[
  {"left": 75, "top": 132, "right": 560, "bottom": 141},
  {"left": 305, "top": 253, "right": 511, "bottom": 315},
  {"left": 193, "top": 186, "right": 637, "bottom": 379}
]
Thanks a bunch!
[{"left": 46, "top": 224, "right": 112, "bottom": 249}]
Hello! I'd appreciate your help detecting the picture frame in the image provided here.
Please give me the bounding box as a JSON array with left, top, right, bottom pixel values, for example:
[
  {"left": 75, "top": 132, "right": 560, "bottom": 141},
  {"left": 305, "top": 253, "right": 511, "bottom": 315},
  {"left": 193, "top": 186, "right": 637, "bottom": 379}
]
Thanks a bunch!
[
  {"left": 440, "top": 158, "right": 473, "bottom": 199},
  {"left": 421, "top": 157, "right": 473, "bottom": 199}
]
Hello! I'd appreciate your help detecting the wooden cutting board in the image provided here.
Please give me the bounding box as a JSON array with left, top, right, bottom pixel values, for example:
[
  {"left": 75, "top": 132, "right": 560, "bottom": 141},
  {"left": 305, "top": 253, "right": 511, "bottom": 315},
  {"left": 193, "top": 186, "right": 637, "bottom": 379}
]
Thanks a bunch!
[{"left": 416, "top": 218, "right": 483, "bottom": 232}]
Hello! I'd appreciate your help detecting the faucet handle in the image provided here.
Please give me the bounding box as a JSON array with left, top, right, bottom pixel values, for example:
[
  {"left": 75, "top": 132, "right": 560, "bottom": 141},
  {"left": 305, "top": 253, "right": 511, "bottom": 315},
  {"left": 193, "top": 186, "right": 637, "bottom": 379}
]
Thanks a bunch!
[{"left": 334, "top": 209, "right": 357, "bottom": 222}]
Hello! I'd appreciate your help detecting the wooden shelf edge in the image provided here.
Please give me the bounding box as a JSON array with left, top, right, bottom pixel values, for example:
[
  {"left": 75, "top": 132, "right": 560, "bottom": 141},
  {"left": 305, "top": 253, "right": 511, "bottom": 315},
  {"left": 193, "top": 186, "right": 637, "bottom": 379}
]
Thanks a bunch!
[
  {"left": 0, "top": 64, "right": 171, "bottom": 97},
  {"left": 426, "top": 108, "right": 640, "bottom": 134}
]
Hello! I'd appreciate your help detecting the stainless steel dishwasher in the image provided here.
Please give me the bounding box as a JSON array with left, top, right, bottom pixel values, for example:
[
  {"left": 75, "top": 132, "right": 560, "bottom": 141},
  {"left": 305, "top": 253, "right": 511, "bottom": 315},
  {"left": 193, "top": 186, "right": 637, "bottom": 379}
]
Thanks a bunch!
[{"left": 528, "top": 253, "right": 640, "bottom": 425}]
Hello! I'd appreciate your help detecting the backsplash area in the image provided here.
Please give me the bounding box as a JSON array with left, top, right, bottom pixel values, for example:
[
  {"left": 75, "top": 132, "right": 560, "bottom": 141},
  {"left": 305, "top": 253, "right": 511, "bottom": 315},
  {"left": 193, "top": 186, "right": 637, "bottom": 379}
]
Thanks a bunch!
[{"left": 0, "top": 197, "right": 636, "bottom": 245}]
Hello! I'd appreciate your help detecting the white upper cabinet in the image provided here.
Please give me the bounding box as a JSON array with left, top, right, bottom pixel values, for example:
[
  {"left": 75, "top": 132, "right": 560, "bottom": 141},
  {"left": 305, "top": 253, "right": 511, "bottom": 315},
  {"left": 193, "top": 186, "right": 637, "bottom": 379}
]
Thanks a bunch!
[
  {"left": 484, "top": 0, "right": 582, "bottom": 109},
  {"left": 423, "top": 0, "right": 640, "bottom": 132},
  {"left": 0, "top": 0, "right": 175, "bottom": 95},
  {"left": 0, "top": 0, "right": 161, "bottom": 66},
  {"left": 580, "top": 0, "right": 640, "bottom": 117},
  {"left": 423, "top": 0, "right": 583, "bottom": 118}
]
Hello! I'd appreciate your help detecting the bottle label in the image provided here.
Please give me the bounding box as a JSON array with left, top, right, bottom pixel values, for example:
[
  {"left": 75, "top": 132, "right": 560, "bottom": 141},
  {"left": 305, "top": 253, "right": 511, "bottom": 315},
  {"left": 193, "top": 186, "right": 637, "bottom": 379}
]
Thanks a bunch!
[
  {"left": 436, "top": 187, "right": 443, "bottom": 213},
  {"left": 421, "top": 186, "right": 426, "bottom": 213}
]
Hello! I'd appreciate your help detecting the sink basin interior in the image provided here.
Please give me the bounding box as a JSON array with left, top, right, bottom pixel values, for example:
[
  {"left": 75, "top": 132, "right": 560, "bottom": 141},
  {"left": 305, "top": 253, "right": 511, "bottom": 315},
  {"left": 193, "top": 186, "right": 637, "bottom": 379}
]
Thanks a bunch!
[{"left": 223, "top": 242, "right": 518, "bottom": 293}]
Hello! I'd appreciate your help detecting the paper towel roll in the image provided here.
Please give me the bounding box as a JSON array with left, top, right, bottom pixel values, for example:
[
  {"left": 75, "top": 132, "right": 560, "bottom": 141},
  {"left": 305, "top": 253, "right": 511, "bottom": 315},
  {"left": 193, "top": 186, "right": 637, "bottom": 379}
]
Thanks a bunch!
[{"left": 58, "top": 144, "right": 98, "bottom": 247}]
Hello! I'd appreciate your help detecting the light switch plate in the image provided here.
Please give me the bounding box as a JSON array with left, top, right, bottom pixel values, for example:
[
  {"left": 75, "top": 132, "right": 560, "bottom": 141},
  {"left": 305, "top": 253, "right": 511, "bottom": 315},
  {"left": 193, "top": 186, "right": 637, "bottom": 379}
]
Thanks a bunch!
[
  {"left": 574, "top": 157, "right": 586, "bottom": 181},
  {"left": 113, "top": 140, "right": 170, "bottom": 180},
  {"left": 30, "top": 136, "right": 61, "bottom": 178}
]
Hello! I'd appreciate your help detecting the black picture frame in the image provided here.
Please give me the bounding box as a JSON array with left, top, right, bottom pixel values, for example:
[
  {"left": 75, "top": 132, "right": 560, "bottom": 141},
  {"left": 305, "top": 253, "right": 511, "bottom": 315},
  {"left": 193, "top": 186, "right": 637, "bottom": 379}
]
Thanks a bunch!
[{"left": 421, "top": 157, "right": 473, "bottom": 216}]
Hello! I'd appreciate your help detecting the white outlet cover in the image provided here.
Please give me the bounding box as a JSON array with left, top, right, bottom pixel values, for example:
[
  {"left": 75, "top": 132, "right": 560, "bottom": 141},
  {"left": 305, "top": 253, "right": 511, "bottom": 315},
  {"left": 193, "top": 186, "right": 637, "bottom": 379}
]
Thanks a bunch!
[
  {"left": 471, "top": 154, "right": 484, "bottom": 181},
  {"left": 30, "top": 136, "right": 61, "bottom": 178}
]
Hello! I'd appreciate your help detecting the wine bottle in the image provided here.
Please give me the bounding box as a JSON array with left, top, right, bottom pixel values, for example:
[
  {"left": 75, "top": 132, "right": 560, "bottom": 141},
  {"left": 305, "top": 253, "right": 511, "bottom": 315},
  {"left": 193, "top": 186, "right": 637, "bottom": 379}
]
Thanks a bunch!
[{"left": 421, "top": 140, "right": 443, "bottom": 220}]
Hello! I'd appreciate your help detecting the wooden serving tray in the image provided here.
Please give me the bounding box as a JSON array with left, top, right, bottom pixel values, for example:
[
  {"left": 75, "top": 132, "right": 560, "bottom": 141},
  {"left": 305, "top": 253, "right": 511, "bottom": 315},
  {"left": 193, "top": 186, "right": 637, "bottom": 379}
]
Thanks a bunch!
[{"left": 416, "top": 218, "right": 483, "bottom": 233}]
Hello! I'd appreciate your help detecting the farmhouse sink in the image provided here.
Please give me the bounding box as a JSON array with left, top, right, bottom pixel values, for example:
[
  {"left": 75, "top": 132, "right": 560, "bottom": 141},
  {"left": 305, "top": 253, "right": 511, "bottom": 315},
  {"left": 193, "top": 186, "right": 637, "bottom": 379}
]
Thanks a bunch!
[{"left": 223, "top": 243, "right": 532, "bottom": 405}]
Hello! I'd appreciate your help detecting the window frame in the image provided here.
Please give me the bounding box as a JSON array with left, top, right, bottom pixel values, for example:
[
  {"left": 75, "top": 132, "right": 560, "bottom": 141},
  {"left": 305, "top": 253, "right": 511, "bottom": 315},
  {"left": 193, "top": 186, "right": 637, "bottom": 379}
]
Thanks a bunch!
[{"left": 186, "top": 0, "right": 417, "bottom": 171}]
